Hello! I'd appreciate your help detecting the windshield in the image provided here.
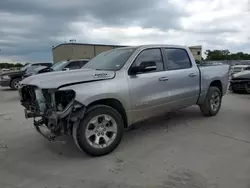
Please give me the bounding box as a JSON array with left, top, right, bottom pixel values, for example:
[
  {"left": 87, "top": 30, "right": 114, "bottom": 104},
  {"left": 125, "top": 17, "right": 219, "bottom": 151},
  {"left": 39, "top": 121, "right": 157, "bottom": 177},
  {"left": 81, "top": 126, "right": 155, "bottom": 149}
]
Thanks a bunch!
[
  {"left": 20, "top": 64, "right": 31, "bottom": 71},
  {"left": 25, "top": 65, "right": 47, "bottom": 74},
  {"left": 51, "top": 61, "right": 68, "bottom": 71},
  {"left": 84, "top": 48, "right": 136, "bottom": 71}
]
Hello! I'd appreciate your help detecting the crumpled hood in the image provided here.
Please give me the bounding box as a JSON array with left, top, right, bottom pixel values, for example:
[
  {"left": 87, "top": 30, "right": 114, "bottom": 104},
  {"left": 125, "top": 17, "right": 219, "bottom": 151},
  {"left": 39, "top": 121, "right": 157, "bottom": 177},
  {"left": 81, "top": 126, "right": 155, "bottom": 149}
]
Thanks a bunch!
[
  {"left": 232, "top": 70, "right": 250, "bottom": 79},
  {"left": 21, "top": 69, "right": 115, "bottom": 89}
]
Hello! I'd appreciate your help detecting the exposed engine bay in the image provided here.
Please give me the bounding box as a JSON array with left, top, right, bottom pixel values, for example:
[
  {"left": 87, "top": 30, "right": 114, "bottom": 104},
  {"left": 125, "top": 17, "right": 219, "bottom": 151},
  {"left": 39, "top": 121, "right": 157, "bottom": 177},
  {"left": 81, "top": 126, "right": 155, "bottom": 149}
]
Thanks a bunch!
[{"left": 19, "top": 85, "right": 85, "bottom": 140}]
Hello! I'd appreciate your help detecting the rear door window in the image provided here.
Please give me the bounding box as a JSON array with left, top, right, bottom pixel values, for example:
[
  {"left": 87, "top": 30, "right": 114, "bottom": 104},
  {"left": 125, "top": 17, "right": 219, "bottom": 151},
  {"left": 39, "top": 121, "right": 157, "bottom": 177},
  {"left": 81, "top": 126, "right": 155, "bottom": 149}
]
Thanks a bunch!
[{"left": 163, "top": 48, "right": 192, "bottom": 70}]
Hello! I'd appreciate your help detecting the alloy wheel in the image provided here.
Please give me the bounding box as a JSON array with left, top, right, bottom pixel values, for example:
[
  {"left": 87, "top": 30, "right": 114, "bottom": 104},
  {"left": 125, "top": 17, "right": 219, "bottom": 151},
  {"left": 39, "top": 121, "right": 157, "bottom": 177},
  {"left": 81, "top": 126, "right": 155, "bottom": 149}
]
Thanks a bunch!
[
  {"left": 85, "top": 114, "right": 118, "bottom": 149},
  {"left": 210, "top": 91, "right": 220, "bottom": 112}
]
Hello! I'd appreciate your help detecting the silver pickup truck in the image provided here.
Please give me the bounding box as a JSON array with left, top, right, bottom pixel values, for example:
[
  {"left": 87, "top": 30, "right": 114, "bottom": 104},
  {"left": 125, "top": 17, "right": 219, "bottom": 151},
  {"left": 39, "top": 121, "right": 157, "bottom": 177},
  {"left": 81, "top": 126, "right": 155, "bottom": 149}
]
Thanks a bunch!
[{"left": 19, "top": 45, "right": 229, "bottom": 156}]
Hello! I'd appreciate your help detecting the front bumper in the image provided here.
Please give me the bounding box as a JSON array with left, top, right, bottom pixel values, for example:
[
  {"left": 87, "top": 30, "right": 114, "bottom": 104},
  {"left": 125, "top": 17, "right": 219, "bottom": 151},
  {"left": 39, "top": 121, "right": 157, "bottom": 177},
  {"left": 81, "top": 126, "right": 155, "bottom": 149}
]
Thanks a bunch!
[
  {"left": 230, "top": 80, "right": 250, "bottom": 91},
  {"left": 0, "top": 79, "right": 10, "bottom": 87},
  {"left": 33, "top": 118, "right": 56, "bottom": 141}
]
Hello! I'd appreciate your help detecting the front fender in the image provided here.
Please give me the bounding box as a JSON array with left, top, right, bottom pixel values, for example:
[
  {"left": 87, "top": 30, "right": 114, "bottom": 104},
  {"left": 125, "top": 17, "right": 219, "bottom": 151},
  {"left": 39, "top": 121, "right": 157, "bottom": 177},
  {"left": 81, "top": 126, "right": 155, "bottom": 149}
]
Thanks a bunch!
[{"left": 59, "top": 80, "right": 131, "bottom": 111}]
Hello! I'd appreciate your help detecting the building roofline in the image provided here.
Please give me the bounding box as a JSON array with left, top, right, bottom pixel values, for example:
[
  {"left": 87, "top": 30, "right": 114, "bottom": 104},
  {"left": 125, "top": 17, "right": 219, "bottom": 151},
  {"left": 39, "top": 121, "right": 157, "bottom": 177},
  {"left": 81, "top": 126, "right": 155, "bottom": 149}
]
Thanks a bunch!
[
  {"left": 52, "top": 42, "right": 202, "bottom": 51},
  {"left": 52, "top": 42, "right": 128, "bottom": 50},
  {"left": 189, "top": 45, "right": 202, "bottom": 49}
]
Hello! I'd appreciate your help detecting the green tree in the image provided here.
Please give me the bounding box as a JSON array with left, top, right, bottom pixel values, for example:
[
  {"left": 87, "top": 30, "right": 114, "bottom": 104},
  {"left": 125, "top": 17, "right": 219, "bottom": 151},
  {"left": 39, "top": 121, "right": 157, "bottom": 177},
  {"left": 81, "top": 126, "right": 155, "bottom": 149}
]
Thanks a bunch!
[{"left": 205, "top": 49, "right": 250, "bottom": 60}]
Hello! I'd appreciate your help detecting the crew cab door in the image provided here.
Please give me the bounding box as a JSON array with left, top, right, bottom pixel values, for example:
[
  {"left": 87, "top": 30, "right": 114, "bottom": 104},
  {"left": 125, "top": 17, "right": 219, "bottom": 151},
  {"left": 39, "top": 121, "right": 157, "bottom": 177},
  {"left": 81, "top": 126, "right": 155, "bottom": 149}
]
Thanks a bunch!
[
  {"left": 127, "top": 48, "right": 169, "bottom": 123},
  {"left": 162, "top": 48, "right": 200, "bottom": 109}
]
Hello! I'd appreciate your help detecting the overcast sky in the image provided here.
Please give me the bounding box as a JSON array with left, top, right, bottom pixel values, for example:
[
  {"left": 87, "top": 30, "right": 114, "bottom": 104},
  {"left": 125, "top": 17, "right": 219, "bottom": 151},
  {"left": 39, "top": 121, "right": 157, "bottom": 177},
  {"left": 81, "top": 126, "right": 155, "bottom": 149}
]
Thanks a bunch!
[{"left": 0, "top": 0, "right": 250, "bottom": 63}]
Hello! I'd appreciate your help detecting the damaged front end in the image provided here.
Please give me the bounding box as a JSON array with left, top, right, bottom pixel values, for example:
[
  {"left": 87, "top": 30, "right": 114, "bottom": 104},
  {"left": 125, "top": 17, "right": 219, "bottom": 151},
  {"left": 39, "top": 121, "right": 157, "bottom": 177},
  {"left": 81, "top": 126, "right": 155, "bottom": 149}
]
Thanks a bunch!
[
  {"left": 19, "top": 85, "right": 85, "bottom": 140},
  {"left": 230, "top": 78, "right": 250, "bottom": 93}
]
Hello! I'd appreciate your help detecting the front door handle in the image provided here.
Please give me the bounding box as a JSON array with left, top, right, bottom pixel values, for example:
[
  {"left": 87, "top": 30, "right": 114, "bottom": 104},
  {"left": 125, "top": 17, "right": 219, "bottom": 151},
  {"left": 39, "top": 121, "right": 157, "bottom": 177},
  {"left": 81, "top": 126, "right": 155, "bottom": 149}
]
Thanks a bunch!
[
  {"left": 189, "top": 73, "right": 197, "bottom": 77},
  {"left": 159, "top": 76, "right": 169, "bottom": 81}
]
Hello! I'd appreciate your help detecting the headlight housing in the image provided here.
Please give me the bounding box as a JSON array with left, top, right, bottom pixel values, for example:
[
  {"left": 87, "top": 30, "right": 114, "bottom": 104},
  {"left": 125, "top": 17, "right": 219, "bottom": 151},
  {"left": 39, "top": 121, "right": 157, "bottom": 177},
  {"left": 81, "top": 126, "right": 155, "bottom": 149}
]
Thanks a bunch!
[
  {"left": 2, "top": 75, "right": 10, "bottom": 80},
  {"left": 54, "top": 90, "right": 75, "bottom": 112}
]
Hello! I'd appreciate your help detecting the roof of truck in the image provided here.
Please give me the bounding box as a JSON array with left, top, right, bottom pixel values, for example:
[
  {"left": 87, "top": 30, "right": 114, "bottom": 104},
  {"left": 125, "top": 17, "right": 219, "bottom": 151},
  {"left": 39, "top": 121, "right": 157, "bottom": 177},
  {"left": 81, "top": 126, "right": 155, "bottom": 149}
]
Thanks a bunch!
[{"left": 115, "top": 44, "right": 187, "bottom": 50}]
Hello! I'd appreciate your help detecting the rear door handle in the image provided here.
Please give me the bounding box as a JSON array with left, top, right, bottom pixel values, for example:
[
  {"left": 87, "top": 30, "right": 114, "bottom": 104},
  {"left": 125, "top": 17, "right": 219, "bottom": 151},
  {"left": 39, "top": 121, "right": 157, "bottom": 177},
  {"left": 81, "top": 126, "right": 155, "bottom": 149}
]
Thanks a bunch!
[
  {"left": 159, "top": 76, "right": 169, "bottom": 81},
  {"left": 189, "top": 73, "right": 197, "bottom": 77}
]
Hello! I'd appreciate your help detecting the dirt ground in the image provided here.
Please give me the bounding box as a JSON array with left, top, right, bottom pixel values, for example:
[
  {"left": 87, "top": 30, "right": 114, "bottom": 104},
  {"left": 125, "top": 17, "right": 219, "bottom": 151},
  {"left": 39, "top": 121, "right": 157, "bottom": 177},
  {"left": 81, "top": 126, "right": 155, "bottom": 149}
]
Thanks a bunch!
[{"left": 0, "top": 87, "right": 250, "bottom": 188}]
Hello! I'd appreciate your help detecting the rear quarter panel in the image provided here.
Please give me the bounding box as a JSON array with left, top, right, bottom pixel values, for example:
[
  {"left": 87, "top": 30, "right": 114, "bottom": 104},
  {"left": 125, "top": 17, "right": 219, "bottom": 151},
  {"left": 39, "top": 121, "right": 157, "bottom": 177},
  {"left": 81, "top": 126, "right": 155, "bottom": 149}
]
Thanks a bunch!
[{"left": 198, "top": 64, "right": 229, "bottom": 104}]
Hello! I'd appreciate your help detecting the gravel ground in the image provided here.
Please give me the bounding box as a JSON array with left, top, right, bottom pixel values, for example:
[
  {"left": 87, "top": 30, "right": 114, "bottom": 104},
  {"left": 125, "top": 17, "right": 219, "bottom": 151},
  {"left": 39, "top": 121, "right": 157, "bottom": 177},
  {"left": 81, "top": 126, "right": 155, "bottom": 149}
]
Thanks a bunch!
[{"left": 0, "top": 87, "right": 250, "bottom": 188}]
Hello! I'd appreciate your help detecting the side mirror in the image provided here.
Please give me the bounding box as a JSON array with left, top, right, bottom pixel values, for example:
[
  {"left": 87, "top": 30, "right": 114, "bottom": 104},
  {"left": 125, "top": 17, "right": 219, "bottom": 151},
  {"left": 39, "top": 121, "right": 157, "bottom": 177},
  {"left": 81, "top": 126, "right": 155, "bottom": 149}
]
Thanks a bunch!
[
  {"left": 62, "top": 68, "right": 70, "bottom": 71},
  {"left": 129, "top": 61, "right": 157, "bottom": 75}
]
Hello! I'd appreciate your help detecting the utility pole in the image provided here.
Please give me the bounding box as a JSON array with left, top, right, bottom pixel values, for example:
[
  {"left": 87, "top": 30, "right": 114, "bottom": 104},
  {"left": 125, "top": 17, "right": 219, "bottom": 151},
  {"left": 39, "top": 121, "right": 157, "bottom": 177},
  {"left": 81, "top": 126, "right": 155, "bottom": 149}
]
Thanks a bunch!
[{"left": 69, "top": 39, "right": 76, "bottom": 59}]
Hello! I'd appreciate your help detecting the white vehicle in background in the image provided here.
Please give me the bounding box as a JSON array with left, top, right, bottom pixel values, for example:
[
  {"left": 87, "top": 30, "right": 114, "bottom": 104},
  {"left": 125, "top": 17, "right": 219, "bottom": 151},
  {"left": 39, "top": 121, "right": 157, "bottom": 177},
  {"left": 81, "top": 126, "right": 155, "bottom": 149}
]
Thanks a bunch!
[
  {"left": 1, "top": 68, "right": 11, "bottom": 73},
  {"left": 231, "top": 65, "right": 250, "bottom": 76}
]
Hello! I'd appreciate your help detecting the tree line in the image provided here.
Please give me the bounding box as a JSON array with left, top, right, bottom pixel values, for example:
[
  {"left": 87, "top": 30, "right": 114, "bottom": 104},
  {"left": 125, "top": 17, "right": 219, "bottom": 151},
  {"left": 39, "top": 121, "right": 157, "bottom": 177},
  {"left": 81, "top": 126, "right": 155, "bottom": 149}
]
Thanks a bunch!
[{"left": 205, "top": 50, "right": 250, "bottom": 61}]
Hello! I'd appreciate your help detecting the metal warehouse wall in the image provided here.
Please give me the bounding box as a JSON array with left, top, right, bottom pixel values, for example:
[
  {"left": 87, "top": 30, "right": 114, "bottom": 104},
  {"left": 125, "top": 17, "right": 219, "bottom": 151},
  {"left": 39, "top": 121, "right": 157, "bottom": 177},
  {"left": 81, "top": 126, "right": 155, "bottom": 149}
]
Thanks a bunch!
[
  {"left": 52, "top": 43, "right": 202, "bottom": 63},
  {"left": 189, "top": 45, "right": 202, "bottom": 62},
  {"left": 52, "top": 43, "right": 126, "bottom": 63}
]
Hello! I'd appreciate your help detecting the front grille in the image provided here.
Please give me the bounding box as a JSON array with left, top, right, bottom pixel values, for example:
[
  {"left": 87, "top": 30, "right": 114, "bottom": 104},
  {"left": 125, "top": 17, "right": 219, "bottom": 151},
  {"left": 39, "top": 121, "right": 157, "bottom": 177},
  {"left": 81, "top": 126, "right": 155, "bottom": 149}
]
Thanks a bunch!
[
  {"left": 231, "top": 78, "right": 250, "bottom": 81},
  {"left": 232, "top": 83, "right": 245, "bottom": 90}
]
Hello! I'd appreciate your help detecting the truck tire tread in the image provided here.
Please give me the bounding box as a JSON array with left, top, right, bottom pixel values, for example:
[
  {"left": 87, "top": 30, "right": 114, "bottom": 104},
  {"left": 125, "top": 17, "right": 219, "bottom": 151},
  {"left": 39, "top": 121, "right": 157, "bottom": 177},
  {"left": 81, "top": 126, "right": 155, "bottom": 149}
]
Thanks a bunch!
[
  {"left": 73, "top": 105, "right": 124, "bottom": 156},
  {"left": 199, "top": 86, "right": 222, "bottom": 116}
]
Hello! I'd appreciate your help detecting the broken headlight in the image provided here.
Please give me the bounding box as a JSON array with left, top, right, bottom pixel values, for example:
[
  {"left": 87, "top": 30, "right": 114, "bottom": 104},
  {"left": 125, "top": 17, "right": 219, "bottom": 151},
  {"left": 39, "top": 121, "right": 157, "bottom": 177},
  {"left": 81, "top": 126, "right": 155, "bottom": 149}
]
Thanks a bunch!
[
  {"left": 35, "top": 88, "right": 46, "bottom": 113},
  {"left": 54, "top": 90, "right": 75, "bottom": 112}
]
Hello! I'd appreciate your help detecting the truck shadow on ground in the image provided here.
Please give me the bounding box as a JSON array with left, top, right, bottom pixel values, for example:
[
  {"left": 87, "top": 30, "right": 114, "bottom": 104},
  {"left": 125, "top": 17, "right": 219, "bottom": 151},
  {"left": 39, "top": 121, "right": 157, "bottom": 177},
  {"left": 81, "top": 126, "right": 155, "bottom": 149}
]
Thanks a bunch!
[
  {"left": 0, "top": 87, "right": 16, "bottom": 92},
  {"left": 44, "top": 106, "right": 204, "bottom": 158}
]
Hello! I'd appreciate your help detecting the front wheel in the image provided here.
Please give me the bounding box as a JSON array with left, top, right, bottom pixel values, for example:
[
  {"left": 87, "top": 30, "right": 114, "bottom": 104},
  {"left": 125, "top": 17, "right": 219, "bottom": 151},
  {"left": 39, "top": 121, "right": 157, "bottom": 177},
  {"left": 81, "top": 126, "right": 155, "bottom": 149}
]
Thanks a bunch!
[
  {"left": 199, "top": 86, "right": 222, "bottom": 116},
  {"left": 10, "top": 78, "right": 21, "bottom": 90},
  {"left": 73, "top": 105, "right": 124, "bottom": 156}
]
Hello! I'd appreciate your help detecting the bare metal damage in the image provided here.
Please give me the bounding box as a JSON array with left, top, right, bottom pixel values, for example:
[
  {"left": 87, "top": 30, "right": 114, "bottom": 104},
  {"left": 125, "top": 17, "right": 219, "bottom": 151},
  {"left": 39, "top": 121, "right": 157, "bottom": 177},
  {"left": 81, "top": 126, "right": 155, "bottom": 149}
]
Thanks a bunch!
[{"left": 20, "top": 85, "right": 86, "bottom": 140}]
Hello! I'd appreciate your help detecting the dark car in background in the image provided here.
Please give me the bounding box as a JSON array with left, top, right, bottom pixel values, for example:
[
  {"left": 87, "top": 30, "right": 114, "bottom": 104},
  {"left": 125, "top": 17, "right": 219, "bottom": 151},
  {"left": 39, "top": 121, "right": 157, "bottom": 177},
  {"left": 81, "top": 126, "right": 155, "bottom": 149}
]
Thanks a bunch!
[
  {"left": 0, "top": 62, "right": 52, "bottom": 90},
  {"left": 50, "top": 59, "right": 90, "bottom": 72},
  {"left": 229, "top": 70, "right": 250, "bottom": 93},
  {"left": 22, "top": 59, "right": 90, "bottom": 79}
]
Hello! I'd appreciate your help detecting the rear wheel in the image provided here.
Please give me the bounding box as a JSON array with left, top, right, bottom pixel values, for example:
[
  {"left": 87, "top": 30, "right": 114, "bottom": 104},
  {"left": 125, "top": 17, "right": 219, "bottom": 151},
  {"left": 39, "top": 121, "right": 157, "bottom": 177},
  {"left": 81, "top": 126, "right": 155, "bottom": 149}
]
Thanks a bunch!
[
  {"left": 73, "top": 105, "right": 124, "bottom": 156},
  {"left": 199, "top": 86, "right": 222, "bottom": 116},
  {"left": 10, "top": 78, "right": 21, "bottom": 90}
]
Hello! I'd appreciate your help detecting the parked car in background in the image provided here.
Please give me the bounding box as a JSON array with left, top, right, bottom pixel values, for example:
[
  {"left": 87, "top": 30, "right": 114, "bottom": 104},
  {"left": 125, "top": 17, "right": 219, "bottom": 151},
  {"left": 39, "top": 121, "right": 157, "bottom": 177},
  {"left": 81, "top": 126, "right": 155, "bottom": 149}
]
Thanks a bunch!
[
  {"left": 22, "top": 59, "right": 90, "bottom": 79},
  {"left": 229, "top": 70, "right": 250, "bottom": 93},
  {"left": 19, "top": 45, "right": 229, "bottom": 156},
  {"left": 51, "top": 59, "right": 89, "bottom": 72},
  {"left": 0, "top": 62, "right": 52, "bottom": 89},
  {"left": 230, "top": 65, "right": 250, "bottom": 76},
  {"left": 1, "top": 68, "right": 11, "bottom": 73}
]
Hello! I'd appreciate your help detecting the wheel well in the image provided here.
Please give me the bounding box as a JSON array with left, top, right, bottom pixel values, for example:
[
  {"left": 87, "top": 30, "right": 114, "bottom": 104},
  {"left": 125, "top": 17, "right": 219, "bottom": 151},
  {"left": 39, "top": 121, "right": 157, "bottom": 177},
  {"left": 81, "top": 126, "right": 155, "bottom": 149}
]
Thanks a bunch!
[
  {"left": 86, "top": 99, "right": 128, "bottom": 128},
  {"left": 210, "top": 80, "right": 223, "bottom": 94}
]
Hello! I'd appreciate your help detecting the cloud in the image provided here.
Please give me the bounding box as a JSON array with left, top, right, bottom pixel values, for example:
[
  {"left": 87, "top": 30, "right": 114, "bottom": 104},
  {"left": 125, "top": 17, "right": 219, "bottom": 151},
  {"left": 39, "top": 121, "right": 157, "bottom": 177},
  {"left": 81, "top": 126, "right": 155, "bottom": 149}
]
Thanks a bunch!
[{"left": 0, "top": 0, "right": 250, "bottom": 62}]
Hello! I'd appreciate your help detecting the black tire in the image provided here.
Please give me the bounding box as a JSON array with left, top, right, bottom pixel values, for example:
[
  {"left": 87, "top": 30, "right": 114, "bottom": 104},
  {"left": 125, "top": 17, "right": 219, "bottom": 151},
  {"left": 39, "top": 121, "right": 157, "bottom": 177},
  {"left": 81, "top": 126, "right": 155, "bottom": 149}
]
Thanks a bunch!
[
  {"left": 199, "top": 86, "right": 222, "bottom": 116},
  {"left": 73, "top": 105, "right": 124, "bottom": 156},
  {"left": 10, "top": 78, "right": 21, "bottom": 90}
]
